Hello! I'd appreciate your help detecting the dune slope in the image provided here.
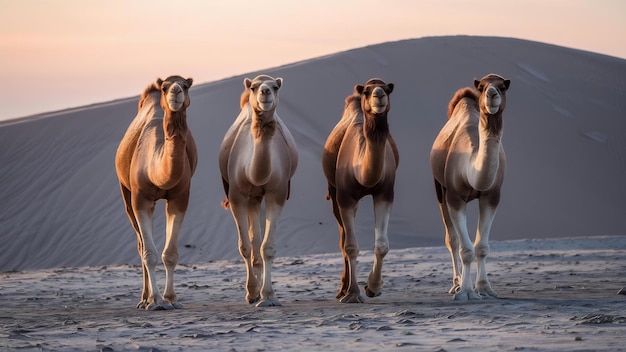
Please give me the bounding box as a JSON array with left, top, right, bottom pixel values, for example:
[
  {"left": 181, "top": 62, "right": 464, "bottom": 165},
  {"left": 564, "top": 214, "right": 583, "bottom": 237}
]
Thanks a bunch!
[{"left": 1, "top": 36, "right": 625, "bottom": 271}]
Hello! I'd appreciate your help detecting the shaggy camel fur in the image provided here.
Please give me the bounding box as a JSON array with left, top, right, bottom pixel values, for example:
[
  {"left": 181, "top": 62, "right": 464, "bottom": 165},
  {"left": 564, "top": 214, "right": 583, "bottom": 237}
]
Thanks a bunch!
[
  {"left": 430, "top": 73, "right": 510, "bottom": 300},
  {"left": 322, "top": 78, "right": 399, "bottom": 303},
  {"left": 115, "top": 76, "right": 197, "bottom": 310},
  {"left": 219, "top": 75, "right": 298, "bottom": 307}
]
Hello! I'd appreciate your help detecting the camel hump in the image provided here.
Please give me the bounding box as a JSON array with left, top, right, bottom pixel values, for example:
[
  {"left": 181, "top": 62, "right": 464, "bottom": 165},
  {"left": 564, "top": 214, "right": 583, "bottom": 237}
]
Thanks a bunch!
[
  {"left": 138, "top": 80, "right": 162, "bottom": 109},
  {"left": 447, "top": 87, "right": 478, "bottom": 119},
  {"left": 344, "top": 94, "right": 361, "bottom": 114}
]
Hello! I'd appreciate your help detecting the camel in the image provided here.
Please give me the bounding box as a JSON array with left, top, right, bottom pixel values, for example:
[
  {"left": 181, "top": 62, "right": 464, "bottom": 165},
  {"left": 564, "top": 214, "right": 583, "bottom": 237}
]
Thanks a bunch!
[
  {"left": 115, "top": 75, "right": 197, "bottom": 310},
  {"left": 218, "top": 74, "right": 298, "bottom": 307},
  {"left": 322, "top": 78, "right": 399, "bottom": 303},
  {"left": 430, "top": 73, "right": 510, "bottom": 301}
]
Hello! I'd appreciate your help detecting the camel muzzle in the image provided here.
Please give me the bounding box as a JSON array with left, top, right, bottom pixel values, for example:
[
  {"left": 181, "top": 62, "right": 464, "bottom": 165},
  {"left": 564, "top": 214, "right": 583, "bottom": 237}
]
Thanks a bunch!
[{"left": 484, "top": 86, "right": 501, "bottom": 114}]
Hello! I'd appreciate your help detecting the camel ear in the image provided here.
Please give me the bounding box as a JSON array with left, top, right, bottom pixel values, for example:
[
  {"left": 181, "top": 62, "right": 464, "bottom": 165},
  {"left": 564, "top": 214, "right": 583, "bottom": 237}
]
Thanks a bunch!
[
  {"left": 473, "top": 79, "right": 481, "bottom": 90},
  {"left": 275, "top": 77, "right": 283, "bottom": 89},
  {"left": 386, "top": 83, "right": 394, "bottom": 94},
  {"left": 186, "top": 78, "right": 194, "bottom": 88},
  {"left": 244, "top": 78, "right": 252, "bottom": 89},
  {"left": 355, "top": 84, "right": 365, "bottom": 95},
  {"left": 504, "top": 79, "right": 511, "bottom": 90},
  {"left": 156, "top": 78, "right": 163, "bottom": 89}
]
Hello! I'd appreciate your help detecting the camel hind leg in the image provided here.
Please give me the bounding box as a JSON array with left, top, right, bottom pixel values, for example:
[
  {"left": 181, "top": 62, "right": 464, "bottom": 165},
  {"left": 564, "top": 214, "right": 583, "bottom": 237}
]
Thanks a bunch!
[
  {"left": 327, "top": 183, "right": 349, "bottom": 300},
  {"left": 435, "top": 181, "right": 462, "bottom": 294},
  {"left": 119, "top": 183, "right": 149, "bottom": 308}
]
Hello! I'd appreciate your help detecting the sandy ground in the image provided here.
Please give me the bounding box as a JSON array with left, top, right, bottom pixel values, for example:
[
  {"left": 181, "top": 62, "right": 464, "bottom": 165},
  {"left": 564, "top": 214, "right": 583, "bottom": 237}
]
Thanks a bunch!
[{"left": 2, "top": 236, "right": 625, "bottom": 352}]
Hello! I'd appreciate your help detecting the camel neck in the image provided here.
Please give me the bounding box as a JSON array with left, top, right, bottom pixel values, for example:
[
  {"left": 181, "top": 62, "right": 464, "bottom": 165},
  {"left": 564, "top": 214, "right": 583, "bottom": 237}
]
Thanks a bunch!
[
  {"left": 363, "top": 112, "right": 389, "bottom": 144},
  {"left": 469, "top": 113, "right": 502, "bottom": 191},
  {"left": 247, "top": 111, "right": 277, "bottom": 186},
  {"left": 164, "top": 110, "right": 188, "bottom": 141},
  {"left": 251, "top": 109, "right": 277, "bottom": 139},
  {"left": 358, "top": 112, "right": 389, "bottom": 187},
  {"left": 479, "top": 111, "right": 503, "bottom": 139}
]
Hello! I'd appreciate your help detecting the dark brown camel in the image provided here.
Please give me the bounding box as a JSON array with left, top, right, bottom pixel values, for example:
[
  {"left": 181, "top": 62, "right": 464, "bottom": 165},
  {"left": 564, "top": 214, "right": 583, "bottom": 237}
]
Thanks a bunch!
[{"left": 322, "top": 78, "right": 399, "bottom": 303}]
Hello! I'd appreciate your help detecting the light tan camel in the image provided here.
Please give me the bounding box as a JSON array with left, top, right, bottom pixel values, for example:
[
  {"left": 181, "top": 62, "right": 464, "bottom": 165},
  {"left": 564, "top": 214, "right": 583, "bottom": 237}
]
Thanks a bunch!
[
  {"left": 322, "top": 78, "right": 399, "bottom": 303},
  {"left": 430, "top": 73, "right": 510, "bottom": 300},
  {"left": 115, "top": 75, "right": 197, "bottom": 310},
  {"left": 218, "top": 74, "right": 298, "bottom": 307}
]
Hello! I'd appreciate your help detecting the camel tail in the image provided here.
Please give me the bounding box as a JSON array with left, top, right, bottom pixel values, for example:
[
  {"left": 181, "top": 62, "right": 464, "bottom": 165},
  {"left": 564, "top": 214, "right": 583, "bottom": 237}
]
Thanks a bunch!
[
  {"left": 221, "top": 177, "right": 230, "bottom": 209},
  {"left": 447, "top": 87, "right": 478, "bottom": 119}
]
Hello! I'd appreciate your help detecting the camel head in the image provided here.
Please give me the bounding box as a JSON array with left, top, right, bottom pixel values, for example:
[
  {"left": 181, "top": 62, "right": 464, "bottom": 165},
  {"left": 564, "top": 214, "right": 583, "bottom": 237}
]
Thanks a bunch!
[
  {"left": 474, "top": 74, "right": 510, "bottom": 115},
  {"left": 356, "top": 78, "right": 394, "bottom": 115},
  {"left": 157, "top": 76, "right": 193, "bottom": 113},
  {"left": 242, "top": 75, "right": 283, "bottom": 114}
]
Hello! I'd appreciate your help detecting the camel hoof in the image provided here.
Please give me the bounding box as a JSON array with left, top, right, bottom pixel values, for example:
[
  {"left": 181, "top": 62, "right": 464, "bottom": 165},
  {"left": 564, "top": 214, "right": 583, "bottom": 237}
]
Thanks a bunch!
[
  {"left": 448, "top": 285, "right": 461, "bottom": 294},
  {"left": 246, "top": 295, "right": 260, "bottom": 304},
  {"left": 364, "top": 285, "right": 382, "bottom": 298},
  {"left": 476, "top": 287, "right": 498, "bottom": 298},
  {"left": 146, "top": 303, "right": 166, "bottom": 311},
  {"left": 160, "top": 303, "right": 176, "bottom": 310},
  {"left": 256, "top": 298, "right": 282, "bottom": 307},
  {"left": 168, "top": 301, "right": 184, "bottom": 309},
  {"left": 339, "top": 293, "right": 366, "bottom": 303},
  {"left": 336, "top": 290, "right": 346, "bottom": 300},
  {"left": 453, "top": 290, "right": 482, "bottom": 301}
]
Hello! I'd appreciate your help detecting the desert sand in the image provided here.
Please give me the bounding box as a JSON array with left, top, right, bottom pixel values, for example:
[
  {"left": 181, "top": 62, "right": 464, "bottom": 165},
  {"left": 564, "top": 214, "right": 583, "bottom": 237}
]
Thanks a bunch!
[
  {"left": 0, "top": 36, "right": 625, "bottom": 351},
  {"left": 2, "top": 236, "right": 625, "bottom": 351}
]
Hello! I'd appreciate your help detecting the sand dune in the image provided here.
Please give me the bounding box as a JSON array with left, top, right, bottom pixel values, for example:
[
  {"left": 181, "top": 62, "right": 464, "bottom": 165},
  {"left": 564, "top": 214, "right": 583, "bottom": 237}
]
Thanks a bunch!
[{"left": 1, "top": 36, "right": 625, "bottom": 272}]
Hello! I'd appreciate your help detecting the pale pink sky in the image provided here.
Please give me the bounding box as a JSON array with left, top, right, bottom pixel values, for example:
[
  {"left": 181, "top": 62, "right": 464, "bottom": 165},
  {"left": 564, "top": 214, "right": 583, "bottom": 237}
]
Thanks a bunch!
[{"left": 1, "top": 0, "right": 625, "bottom": 120}]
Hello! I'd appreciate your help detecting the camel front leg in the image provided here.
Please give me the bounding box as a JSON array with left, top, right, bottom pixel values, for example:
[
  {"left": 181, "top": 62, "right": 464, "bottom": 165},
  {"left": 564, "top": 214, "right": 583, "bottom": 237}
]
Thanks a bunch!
[
  {"left": 474, "top": 197, "right": 499, "bottom": 298},
  {"left": 365, "top": 198, "right": 392, "bottom": 298},
  {"left": 446, "top": 198, "right": 481, "bottom": 301},
  {"left": 338, "top": 203, "right": 364, "bottom": 303},
  {"left": 229, "top": 194, "right": 261, "bottom": 304},
  {"left": 133, "top": 199, "right": 168, "bottom": 310},
  {"left": 162, "top": 198, "right": 188, "bottom": 309},
  {"left": 256, "top": 195, "right": 285, "bottom": 307},
  {"left": 119, "top": 184, "right": 150, "bottom": 307},
  {"left": 247, "top": 198, "right": 263, "bottom": 287}
]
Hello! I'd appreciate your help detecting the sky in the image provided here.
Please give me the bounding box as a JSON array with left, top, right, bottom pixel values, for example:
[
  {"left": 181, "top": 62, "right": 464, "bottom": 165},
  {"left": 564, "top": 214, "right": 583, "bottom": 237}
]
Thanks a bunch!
[{"left": 1, "top": 0, "right": 625, "bottom": 120}]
